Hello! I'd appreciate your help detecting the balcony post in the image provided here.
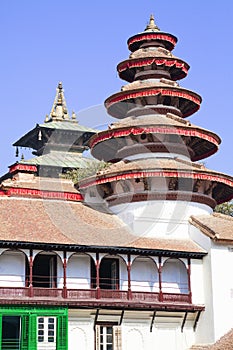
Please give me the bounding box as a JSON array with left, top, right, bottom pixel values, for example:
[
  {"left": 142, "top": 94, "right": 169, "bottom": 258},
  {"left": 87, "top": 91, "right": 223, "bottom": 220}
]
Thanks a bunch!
[
  {"left": 96, "top": 253, "right": 100, "bottom": 299},
  {"left": 29, "top": 249, "right": 34, "bottom": 297},
  {"left": 158, "top": 256, "right": 163, "bottom": 302},
  {"left": 62, "top": 251, "right": 67, "bottom": 298},
  {"left": 127, "top": 254, "right": 132, "bottom": 300},
  {"left": 187, "top": 258, "right": 192, "bottom": 303}
]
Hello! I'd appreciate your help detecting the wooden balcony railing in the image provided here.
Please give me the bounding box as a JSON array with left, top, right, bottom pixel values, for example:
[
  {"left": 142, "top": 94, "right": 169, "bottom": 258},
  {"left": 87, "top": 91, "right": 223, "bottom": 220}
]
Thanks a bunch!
[{"left": 0, "top": 286, "right": 192, "bottom": 304}]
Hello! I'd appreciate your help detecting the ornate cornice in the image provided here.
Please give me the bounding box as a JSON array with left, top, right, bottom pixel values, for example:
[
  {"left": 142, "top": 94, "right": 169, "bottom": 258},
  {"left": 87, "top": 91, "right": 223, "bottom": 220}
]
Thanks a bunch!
[{"left": 106, "top": 191, "right": 217, "bottom": 209}]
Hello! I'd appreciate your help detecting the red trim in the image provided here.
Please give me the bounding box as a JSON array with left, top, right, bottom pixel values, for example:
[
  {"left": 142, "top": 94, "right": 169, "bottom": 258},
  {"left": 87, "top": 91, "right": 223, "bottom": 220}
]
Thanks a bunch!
[
  {"left": 63, "top": 252, "right": 67, "bottom": 298},
  {"left": 29, "top": 251, "right": 33, "bottom": 297},
  {"left": 106, "top": 191, "right": 217, "bottom": 209},
  {"left": 6, "top": 187, "right": 83, "bottom": 201},
  {"left": 79, "top": 171, "right": 233, "bottom": 189},
  {"left": 128, "top": 33, "right": 177, "bottom": 48},
  {"left": 0, "top": 287, "right": 205, "bottom": 311},
  {"left": 96, "top": 253, "right": 100, "bottom": 299},
  {"left": 105, "top": 89, "right": 201, "bottom": 118},
  {"left": 127, "top": 254, "right": 132, "bottom": 299},
  {"left": 106, "top": 89, "right": 201, "bottom": 108},
  {"left": 9, "top": 164, "right": 37, "bottom": 174},
  {"left": 90, "top": 126, "right": 219, "bottom": 149},
  {"left": 187, "top": 258, "right": 192, "bottom": 303},
  {"left": 118, "top": 58, "right": 189, "bottom": 75},
  {"left": 158, "top": 257, "right": 163, "bottom": 302}
]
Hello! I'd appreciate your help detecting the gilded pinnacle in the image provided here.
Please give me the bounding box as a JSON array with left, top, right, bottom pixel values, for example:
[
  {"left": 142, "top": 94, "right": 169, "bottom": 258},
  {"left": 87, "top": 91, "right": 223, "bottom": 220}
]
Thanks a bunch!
[
  {"left": 49, "top": 82, "right": 70, "bottom": 121},
  {"left": 145, "top": 14, "right": 160, "bottom": 31}
]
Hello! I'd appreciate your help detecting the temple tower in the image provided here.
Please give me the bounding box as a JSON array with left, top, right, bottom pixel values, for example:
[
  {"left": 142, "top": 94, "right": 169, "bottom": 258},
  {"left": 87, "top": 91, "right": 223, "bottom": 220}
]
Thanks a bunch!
[
  {"left": 79, "top": 15, "right": 233, "bottom": 238},
  {"left": 12, "top": 82, "right": 97, "bottom": 178}
]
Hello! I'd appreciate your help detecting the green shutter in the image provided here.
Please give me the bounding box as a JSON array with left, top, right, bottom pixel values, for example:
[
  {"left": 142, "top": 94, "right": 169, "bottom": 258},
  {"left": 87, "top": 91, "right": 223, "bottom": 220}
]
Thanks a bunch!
[
  {"left": 57, "top": 315, "right": 68, "bottom": 350},
  {"left": 0, "top": 315, "right": 2, "bottom": 350},
  {"left": 21, "top": 315, "right": 29, "bottom": 350},
  {"left": 28, "top": 314, "right": 37, "bottom": 350}
]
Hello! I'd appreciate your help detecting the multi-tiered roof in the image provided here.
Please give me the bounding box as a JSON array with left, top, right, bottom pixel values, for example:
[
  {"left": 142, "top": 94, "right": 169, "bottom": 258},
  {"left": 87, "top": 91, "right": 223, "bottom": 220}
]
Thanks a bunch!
[
  {"left": 12, "top": 82, "right": 97, "bottom": 177},
  {"left": 79, "top": 15, "right": 233, "bottom": 208}
]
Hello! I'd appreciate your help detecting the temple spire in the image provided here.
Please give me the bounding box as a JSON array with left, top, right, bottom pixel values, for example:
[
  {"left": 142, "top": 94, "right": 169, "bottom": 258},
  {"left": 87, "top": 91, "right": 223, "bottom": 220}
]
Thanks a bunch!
[
  {"left": 145, "top": 14, "right": 160, "bottom": 31},
  {"left": 48, "top": 82, "right": 70, "bottom": 122}
]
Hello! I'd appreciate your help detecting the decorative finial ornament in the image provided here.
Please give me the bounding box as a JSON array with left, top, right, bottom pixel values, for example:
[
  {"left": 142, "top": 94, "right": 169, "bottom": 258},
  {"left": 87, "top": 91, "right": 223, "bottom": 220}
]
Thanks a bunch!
[
  {"left": 38, "top": 130, "right": 42, "bottom": 141},
  {"left": 44, "top": 114, "right": 49, "bottom": 123},
  {"left": 49, "top": 82, "right": 70, "bottom": 121},
  {"left": 72, "top": 111, "right": 77, "bottom": 121},
  {"left": 145, "top": 14, "right": 160, "bottom": 31}
]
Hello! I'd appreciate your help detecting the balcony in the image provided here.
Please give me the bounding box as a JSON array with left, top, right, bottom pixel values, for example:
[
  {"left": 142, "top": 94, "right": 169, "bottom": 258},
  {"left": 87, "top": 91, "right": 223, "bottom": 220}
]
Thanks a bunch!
[
  {"left": 0, "top": 285, "right": 192, "bottom": 309},
  {"left": 0, "top": 251, "right": 197, "bottom": 310}
]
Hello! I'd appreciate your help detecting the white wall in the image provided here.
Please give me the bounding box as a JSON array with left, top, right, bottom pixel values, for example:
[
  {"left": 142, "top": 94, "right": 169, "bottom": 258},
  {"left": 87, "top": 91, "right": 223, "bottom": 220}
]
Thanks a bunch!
[
  {"left": 68, "top": 316, "right": 94, "bottom": 350},
  {"left": 210, "top": 243, "right": 233, "bottom": 341},
  {"left": 190, "top": 259, "right": 205, "bottom": 304},
  {"left": 112, "top": 200, "right": 212, "bottom": 239},
  {"left": 162, "top": 258, "right": 188, "bottom": 294},
  {"left": 67, "top": 254, "right": 91, "bottom": 289},
  {"left": 68, "top": 315, "right": 196, "bottom": 350},
  {"left": 0, "top": 250, "right": 25, "bottom": 287},
  {"left": 131, "top": 257, "right": 159, "bottom": 292}
]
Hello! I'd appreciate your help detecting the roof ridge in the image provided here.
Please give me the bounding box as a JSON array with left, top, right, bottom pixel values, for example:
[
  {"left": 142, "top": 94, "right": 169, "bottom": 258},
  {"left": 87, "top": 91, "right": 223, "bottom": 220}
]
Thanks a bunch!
[{"left": 213, "top": 212, "right": 233, "bottom": 221}]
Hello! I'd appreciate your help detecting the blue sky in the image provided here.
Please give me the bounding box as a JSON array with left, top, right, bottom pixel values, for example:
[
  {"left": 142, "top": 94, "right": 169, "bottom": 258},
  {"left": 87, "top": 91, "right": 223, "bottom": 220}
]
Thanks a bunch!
[{"left": 1, "top": 0, "right": 233, "bottom": 176}]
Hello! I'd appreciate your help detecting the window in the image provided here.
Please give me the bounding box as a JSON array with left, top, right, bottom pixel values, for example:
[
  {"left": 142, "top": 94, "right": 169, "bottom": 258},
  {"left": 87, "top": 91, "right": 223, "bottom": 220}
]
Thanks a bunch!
[
  {"left": 96, "top": 325, "right": 121, "bottom": 350},
  {"left": 37, "top": 317, "right": 56, "bottom": 349},
  {"left": 99, "top": 258, "right": 119, "bottom": 290},
  {"left": 91, "top": 258, "right": 120, "bottom": 290},
  {"left": 2, "top": 316, "right": 21, "bottom": 350},
  {"left": 33, "top": 254, "right": 57, "bottom": 288}
]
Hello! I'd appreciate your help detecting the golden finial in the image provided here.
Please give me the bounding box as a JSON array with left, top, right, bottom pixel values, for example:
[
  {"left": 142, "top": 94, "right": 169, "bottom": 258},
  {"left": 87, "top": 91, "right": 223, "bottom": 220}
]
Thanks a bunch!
[
  {"left": 44, "top": 114, "right": 49, "bottom": 122},
  {"left": 72, "top": 111, "right": 77, "bottom": 120},
  {"left": 145, "top": 14, "right": 160, "bottom": 31},
  {"left": 49, "top": 82, "right": 69, "bottom": 121}
]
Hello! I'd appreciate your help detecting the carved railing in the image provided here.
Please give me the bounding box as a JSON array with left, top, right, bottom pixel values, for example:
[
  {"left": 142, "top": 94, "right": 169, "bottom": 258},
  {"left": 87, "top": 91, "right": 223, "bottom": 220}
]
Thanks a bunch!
[{"left": 0, "top": 286, "right": 191, "bottom": 304}]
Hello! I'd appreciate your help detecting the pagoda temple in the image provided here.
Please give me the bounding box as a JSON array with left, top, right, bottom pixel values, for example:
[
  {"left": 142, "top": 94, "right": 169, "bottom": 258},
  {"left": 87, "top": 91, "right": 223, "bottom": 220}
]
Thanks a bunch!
[
  {"left": 0, "top": 14, "right": 231, "bottom": 350},
  {"left": 12, "top": 82, "right": 97, "bottom": 178},
  {"left": 79, "top": 15, "right": 233, "bottom": 235}
]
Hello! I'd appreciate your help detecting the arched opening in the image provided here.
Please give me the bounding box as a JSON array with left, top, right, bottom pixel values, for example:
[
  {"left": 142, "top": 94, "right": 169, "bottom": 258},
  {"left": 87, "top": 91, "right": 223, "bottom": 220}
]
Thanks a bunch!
[
  {"left": 131, "top": 257, "right": 159, "bottom": 292},
  {"left": 162, "top": 258, "right": 188, "bottom": 294},
  {"left": 33, "top": 252, "right": 57, "bottom": 288},
  {"left": 0, "top": 249, "right": 27, "bottom": 287},
  {"left": 99, "top": 257, "right": 119, "bottom": 290},
  {"left": 67, "top": 253, "right": 93, "bottom": 289}
]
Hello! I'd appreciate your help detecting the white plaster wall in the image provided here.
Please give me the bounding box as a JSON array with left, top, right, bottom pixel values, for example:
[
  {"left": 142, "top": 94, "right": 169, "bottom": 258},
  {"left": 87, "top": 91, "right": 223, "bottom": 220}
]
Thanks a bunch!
[
  {"left": 190, "top": 259, "right": 205, "bottom": 304},
  {"left": 67, "top": 316, "right": 196, "bottom": 350},
  {"left": 193, "top": 252, "right": 215, "bottom": 344},
  {"left": 0, "top": 251, "right": 25, "bottom": 287},
  {"left": 131, "top": 258, "right": 159, "bottom": 292},
  {"left": 111, "top": 200, "right": 212, "bottom": 238},
  {"left": 162, "top": 259, "right": 188, "bottom": 294},
  {"left": 68, "top": 317, "right": 94, "bottom": 350},
  {"left": 67, "top": 255, "right": 91, "bottom": 289},
  {"left": 189, "top": 225, "right": 212, "bottom": 252},
  {"left": 57, "top": 257, "right": 64, "bottom": 289},
  {"left": 210, "top": 244, "right": 233, "bottom": 341},
  {"left": 119, "top": 258, "right": 128, "bottom": 291},
  {"left": 122, "top": 321, "right": 195, "bottom": 350},
  {"left": 189, "top": 225, "right": 215, "bottom": 344},
  {"left": 126, "top": 153, "right": 190, "bottom": 161}
]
